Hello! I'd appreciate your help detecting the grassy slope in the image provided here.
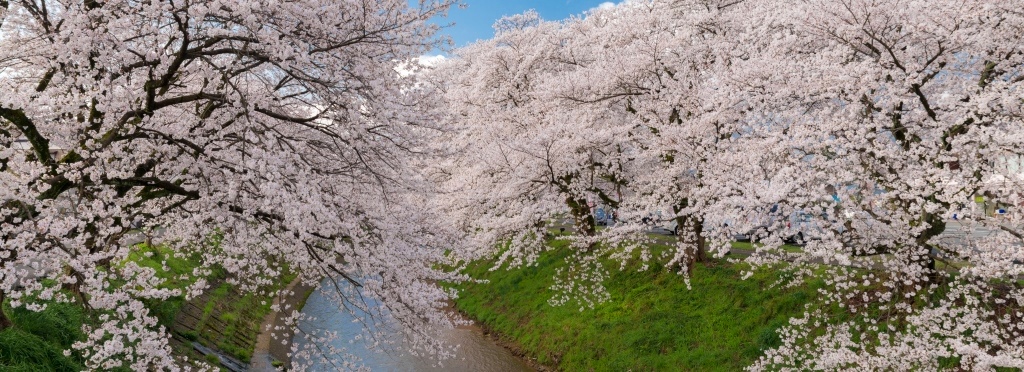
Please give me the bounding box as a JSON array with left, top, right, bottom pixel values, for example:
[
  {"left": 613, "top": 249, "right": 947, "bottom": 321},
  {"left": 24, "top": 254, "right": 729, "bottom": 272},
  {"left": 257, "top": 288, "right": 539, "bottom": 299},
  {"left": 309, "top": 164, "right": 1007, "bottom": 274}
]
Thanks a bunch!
[
  {"left": 130, "top": 244, "right": 296, "bottom": 363},
  {"left": 453, "top": 239, "right": 825, "bottom": 371},
  {"left": 0, "top": 301, "right": 87, "bottom": 371},
  {"left": 127, "top": 244, "right": 206, "bottom": 331},
  {"left": 0, "top": 243, "right": 293, "bottom": 370},
  {"left": 129, "top": 245, "right": 292, "bottom": 362}
]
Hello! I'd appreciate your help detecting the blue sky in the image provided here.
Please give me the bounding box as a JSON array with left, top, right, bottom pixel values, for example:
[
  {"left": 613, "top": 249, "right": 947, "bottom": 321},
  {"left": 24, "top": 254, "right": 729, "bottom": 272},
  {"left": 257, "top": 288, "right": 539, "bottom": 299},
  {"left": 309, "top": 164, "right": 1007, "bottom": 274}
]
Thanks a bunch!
[{"left": 426, "top": 1, "right": 618, "bottom": 54}]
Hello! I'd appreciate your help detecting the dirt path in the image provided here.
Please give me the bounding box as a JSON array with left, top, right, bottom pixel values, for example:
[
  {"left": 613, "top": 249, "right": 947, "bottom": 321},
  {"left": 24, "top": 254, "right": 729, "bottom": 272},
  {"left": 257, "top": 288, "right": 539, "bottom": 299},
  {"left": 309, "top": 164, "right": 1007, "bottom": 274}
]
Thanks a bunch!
[{"left": 250, "top": 278, "right": 316, "bottom": 371}]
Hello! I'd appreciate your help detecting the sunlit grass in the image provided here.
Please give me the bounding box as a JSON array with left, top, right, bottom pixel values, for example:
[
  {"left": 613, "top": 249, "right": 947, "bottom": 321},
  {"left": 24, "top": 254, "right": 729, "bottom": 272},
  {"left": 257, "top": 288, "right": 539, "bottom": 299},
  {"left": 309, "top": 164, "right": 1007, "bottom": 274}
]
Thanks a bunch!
[
  {"left": 729, "top": 241, "right": 804, "bottom": 254},
  {"left": 451, "top": 239, "right": 826, "bottom": 371}
]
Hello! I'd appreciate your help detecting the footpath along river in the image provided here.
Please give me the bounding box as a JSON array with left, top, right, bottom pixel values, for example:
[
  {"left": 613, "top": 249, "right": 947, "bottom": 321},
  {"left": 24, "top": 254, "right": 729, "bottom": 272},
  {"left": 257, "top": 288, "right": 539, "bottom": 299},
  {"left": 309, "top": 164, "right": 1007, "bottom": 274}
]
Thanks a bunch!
[{"left": 292, "top": 278, "right": 533, "bottom": 371}]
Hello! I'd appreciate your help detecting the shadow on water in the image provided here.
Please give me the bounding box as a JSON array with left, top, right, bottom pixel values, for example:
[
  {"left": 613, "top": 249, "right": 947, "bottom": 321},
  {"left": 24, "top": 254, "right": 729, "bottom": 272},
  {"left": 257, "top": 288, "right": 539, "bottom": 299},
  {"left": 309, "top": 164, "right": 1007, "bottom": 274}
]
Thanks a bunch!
[{"left": 293, "top": 278, "right": 533, "bottom": 371}]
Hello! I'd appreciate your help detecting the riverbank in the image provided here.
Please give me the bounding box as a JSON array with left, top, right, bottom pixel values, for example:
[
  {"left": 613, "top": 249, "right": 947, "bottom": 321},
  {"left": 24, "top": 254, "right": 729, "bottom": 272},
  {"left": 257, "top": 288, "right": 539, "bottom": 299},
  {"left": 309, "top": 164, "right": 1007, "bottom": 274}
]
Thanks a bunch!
[
  {"left": 130, "top": 244, "right": 298, "bottom": 370},
  {"left": 0, "top": 243, "right": 297, "bottom": 370},
  {"left": 450, "top": 238, "right": 826, "bottom": 371},
  {"left": 465, "top": 313, "right": 552, "bottom": 372},
  {"left": 440, "top": 299, "right": 548, "bottom": 371},
  {"left": 250, "top": 277, "right": 316, "bottom": 370},
  {"left": 0, "top": 300, "right": 90, "bottom": 370}
]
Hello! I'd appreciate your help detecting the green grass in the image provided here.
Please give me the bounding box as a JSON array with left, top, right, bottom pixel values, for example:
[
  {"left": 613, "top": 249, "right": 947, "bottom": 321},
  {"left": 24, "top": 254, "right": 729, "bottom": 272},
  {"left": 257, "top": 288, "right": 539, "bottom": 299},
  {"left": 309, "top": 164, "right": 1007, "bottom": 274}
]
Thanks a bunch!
[
  {"left": 127, "top": 244, "right": 212, "bottom": 329},
  {"left": 454, "top": 237, "right": 1024, "bottom": 371},
  {"left": 729, "top": 241, "right": 804, "bottom": 253},
  {"left": 0, "top": 301, "right": 86, "bottom": 371},
  {"left": 0, "top": 244, "right": 207, "bottom": 371},
  {"left": 452, "top": 239, "right": 825, "bottom": 371},
  {"left": 1, "top": 241, "right": 296, "bottom": 369},
  {"left": 128, "top": 243, "right": 296, "bottom": 362}
]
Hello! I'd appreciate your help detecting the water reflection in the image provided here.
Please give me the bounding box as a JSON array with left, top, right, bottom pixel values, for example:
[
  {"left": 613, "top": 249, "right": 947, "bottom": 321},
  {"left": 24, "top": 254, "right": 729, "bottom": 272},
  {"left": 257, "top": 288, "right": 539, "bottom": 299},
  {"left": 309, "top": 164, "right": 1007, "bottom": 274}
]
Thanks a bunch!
[{"left": 293, "top": 278, "right": 533, "bottom": 371}]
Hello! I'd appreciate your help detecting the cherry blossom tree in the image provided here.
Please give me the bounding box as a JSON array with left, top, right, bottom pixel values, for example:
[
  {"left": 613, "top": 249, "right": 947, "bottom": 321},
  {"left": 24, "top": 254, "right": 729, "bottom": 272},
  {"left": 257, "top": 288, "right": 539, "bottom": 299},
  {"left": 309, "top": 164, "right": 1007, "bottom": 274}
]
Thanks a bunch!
[
  {"left": 563, "top": 0, "right": 765, "bottom": 273},
  {"left": 435, "top": 0, "right": 1024, "bottom": 368},
  {"left": 719, "top": 0, "right": 1024, "bottom": 279},
  {"left": 431, "top": 11, "right": 635, "bottom": 262},
  {"left": 718, "top": 0, "right": 1024, "bottom": 368},
  {"left": 429, "top": 11, "right": 664, "bottom": 308},
  {"left": 0, "top": 0, "right": 461, "bottom": 369}
]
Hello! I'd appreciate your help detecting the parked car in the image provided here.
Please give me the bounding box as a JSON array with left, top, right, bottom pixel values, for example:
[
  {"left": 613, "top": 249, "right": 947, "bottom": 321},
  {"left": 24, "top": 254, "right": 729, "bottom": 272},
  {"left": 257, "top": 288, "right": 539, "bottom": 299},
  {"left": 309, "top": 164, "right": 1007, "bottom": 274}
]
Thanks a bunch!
[
  {"left": 785, "top": 211, "right": 823, "bottom": 245},
  {"left": 661, "top": 218, "right": 679, "bottom": 235},
  {"left": 639, "top": 210, "right": 680, "bottom": 235},
  {"left": 594, "top": 206, "right": 617, "bottom": 226},
  {"left": 731, "top": 204, "right": 786, "bottom": 242}
]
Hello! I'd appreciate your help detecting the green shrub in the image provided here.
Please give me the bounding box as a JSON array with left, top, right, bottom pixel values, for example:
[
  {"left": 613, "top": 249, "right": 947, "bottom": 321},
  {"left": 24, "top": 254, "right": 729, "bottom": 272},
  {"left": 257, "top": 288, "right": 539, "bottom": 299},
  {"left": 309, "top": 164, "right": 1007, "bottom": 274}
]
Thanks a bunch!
[
  {"left": 180, "top": 330, "right": 200, "bottom": 342},
  {"left": 220, "top": 312, "right": 238, "bottom": 323}
]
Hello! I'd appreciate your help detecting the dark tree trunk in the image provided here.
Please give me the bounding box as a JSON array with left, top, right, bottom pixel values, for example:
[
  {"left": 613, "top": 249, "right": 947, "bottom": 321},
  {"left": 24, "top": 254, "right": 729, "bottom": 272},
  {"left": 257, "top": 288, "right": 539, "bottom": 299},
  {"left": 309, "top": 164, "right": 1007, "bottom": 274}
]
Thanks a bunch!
[
  {"left": 0, "top": 289, "right": 12, "bottom": 330},
  {"left": 679, "top": 215, "right": 708, "bottom": 272},
  {"left": 913, "top": 213, "right": 945, "bottom": 284},
  {"left": 691, "top": 215, "right": 707, "bottom": 263},
  {"left": 673, "top": 202, "right": 707, "bottom": 272},
  {"left": 61, "top": 267, "right": 90, "bottom": 309},
  {"left": 565, "top": 196, "right": 597, "bottom": 252}
]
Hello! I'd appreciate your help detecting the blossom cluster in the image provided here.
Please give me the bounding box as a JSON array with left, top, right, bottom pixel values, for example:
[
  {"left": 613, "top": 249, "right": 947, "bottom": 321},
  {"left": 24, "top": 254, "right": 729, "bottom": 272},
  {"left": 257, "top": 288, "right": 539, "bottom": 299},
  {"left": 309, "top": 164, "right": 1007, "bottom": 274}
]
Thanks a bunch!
[
  {"left": 1, "top": 0, "right": 464, "bottom": 369},
  {"left": 429, "top": 0, "right": 1024, "bottom": 368}
]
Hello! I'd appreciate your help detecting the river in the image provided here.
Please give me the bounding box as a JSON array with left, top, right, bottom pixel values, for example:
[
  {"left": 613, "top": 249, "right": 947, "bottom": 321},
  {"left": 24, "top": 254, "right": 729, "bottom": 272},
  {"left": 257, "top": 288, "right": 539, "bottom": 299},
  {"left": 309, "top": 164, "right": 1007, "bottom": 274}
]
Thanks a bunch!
[{"left": 292, "top": 278, "right": 534, "bottom": 371}]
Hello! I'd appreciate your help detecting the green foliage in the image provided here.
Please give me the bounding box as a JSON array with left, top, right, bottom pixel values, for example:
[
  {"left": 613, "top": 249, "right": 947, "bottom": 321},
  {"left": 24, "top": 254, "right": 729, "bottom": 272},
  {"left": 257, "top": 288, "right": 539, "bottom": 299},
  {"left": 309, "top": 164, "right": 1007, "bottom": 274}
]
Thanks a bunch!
[
  {"left": 127, "top": 243, "right": 208, "bottom": 329},
  {"left": 180, "top": 330, "right": 200, "bottom": 342},
  {"left": 128, "top": 244, "right": 210, "bottom": 292},
  {"left": 220, "top": 312, "right": 239, "bottom": 323},
  {"left": 148, "top": 296, "right": 185, "bottom": 331},
  {"left": 217, "top": 341, "right": 252, "bottom": 362},
  {"left": 453, "top": 239, "right": 825, "bottom": 371},
  {"left": 0, "top": 301, "right": 86, "bottom": 371},
  {"left": 0, "top": 239, "right": 288, "bottom": 370}
]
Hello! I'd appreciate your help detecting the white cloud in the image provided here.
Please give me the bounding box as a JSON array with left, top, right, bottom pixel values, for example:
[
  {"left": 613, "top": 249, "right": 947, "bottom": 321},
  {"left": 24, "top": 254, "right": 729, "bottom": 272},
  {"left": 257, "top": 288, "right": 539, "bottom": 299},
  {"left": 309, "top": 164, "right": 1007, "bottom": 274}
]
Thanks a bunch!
[
  {"left": 417, "top": 54, "right": 447, "bottom": 68},
  {"left": 587, "top": 1, "right": 625, "bottom": 15},
  {"left": 395, "top": 55, "right": 447, "bottom": 78}
]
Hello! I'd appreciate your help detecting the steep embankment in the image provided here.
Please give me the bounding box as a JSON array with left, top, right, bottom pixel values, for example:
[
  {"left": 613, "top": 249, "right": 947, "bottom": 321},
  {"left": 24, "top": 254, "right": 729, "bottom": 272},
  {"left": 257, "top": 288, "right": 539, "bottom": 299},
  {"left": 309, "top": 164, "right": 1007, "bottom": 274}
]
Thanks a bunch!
[
  {"left": 452, "top": 239, "right": 825, "bottom": 371},
  {"left": 0, "top": 244, "right": 294, "bottom": 371}
]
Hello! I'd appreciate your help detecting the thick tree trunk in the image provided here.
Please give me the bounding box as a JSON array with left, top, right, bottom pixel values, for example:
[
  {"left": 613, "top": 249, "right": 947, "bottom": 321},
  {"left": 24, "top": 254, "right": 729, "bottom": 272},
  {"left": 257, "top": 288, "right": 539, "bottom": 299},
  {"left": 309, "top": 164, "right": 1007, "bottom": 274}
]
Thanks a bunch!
[
  {"left": 692, "top": 215, "right": 707, "bottom": 263},
  {"left": 565, "top": 196, "right": 597, "bottom": 251},
  {"left": 667, "top": 215, "right": 708, "bottom": 274},
  {"left": 0, "top": 289, "right": 12, "bottom": 330},
  {"left": 913, "top": 214, "right": 945, "bottom": 284},
  {"left": 673, "top": 201, "right": 707, "bottom": 272},
  {"left": 678, "top": 214, "right": 708, "bottom": 272}
]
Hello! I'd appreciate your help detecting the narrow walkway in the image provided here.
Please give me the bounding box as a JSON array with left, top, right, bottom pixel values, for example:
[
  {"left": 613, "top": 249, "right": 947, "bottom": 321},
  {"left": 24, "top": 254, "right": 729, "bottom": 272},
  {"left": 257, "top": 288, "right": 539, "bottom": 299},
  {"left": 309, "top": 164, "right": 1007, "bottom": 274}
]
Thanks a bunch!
[{"left": 250, "top": 278, "right": 315, "bottom": 371}]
